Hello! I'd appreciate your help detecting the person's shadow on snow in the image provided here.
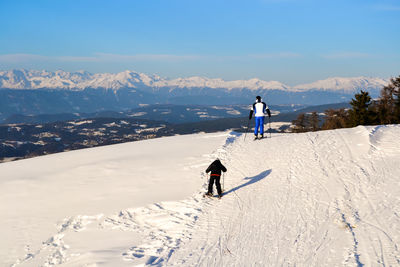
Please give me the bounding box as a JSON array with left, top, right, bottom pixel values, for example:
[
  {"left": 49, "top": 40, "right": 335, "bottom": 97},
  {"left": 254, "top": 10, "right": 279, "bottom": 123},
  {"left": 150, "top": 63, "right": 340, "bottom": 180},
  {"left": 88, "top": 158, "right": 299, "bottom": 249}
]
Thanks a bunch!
[{"left": 223, "top": 169, "right": 272, "bottom": 196}]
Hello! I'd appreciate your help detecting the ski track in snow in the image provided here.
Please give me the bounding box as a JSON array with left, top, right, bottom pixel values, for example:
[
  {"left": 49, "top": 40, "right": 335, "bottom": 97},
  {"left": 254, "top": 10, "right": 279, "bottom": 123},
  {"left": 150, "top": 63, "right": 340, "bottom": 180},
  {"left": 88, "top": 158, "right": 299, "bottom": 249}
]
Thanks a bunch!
[
  {"left": 166, "top": 125, "right": 400, "bottom": 266},
  {"left": 8, "top": 125, "right": 400, "bottom": 266}
]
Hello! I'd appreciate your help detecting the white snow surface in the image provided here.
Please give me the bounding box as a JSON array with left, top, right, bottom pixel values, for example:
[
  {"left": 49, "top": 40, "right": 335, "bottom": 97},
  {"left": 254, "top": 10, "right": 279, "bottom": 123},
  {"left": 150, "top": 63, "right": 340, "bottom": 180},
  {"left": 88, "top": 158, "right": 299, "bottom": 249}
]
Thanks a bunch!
[
  {"left": 0, "top": 69, "right": 389, "bottom": 92},
  {"left": 1, "top": 126, "right": 400, "bottom": 266}
]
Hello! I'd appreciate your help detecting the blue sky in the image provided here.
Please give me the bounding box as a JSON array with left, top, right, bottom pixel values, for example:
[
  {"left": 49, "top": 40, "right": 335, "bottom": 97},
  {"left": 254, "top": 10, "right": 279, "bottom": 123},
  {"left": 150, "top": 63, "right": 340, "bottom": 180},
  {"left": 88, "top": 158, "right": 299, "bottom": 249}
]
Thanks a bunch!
[{"left": 0, "top": 0, "right": 399, "bottom": 85}]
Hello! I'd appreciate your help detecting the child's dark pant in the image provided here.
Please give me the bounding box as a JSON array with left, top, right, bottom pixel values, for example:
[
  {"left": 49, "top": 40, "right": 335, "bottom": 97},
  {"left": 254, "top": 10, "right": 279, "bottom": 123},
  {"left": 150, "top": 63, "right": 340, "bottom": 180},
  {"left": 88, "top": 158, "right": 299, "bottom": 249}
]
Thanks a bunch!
[{"left": 208, "top": 176, "right": 222, "bottom": 195}]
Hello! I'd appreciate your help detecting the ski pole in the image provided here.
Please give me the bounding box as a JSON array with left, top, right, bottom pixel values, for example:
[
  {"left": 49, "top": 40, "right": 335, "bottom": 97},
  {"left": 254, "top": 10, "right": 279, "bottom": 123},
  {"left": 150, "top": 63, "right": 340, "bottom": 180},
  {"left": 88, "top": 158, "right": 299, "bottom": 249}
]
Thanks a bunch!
[
  {"left": 222, "top": 172, "right": 225, "bottom": 192},
  {"left": 268, "top": 116, "right": 272, "bottom": 138},
  {"left": 244, "top": 118, "right": 251, "bottom": 141}
]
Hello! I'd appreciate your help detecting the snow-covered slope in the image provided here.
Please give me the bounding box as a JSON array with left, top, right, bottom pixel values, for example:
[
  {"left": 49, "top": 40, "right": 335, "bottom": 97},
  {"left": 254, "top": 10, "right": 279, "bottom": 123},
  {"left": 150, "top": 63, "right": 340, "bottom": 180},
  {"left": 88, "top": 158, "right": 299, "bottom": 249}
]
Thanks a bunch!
[
  {"left": 0, "top": 69, "right": 388, "bottom": 92},
  {"left": 1, "top": 126, "right": 400, "bottom": 266},
  {"left": 0, "top": 132, "right": 230, "bottom": 266}
]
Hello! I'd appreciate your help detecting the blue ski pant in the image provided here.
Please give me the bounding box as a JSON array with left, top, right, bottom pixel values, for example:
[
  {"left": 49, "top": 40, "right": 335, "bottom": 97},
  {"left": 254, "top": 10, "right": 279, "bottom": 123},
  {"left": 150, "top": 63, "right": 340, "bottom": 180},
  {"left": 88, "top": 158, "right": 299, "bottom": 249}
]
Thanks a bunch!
[{"left": 254, "top": 116, "right": 265, "bottom": 135}]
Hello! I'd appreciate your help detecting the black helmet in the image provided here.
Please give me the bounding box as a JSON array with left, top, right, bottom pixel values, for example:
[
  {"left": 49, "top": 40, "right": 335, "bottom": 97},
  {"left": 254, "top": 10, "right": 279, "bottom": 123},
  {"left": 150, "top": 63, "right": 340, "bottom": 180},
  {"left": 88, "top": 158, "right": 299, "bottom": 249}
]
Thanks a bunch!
[{"left": 256, "top": 96, "right": 261, "bottom": 102}]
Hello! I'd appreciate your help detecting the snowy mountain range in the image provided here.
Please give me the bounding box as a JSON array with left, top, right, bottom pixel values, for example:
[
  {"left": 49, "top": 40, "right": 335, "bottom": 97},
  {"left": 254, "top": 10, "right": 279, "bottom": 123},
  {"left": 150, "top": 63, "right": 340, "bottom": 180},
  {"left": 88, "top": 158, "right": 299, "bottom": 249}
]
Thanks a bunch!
[
  {"left": 0, "top": 69, "right": 390, "bottom": 121},
  {"left": 0, "top": 69, "right": 388, "bottom": 93}
]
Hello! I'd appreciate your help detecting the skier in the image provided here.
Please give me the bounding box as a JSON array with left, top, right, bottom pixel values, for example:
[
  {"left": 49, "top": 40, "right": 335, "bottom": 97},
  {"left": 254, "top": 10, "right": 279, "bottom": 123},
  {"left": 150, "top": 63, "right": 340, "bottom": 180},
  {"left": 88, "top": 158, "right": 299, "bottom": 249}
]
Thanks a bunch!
[
  {"left": 205, "top": 159, "right": 227, "bottom": 198},
  {"left": 249, "top": 96, "right": 271, "bottom": 140}
]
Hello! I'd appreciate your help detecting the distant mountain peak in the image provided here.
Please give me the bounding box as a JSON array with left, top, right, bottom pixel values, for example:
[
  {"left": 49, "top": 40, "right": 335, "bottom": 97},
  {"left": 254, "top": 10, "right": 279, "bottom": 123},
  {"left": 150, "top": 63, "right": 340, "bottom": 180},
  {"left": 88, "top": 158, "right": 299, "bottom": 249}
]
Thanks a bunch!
[{"left": 293, "top": 76, "right": 388, "bottom": 92}]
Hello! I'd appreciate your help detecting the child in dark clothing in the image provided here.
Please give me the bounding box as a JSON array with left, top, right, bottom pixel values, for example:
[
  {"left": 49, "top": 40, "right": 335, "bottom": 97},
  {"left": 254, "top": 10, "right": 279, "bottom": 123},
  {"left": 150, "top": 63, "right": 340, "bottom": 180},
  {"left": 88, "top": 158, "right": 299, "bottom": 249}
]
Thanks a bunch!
[{"left": 205, "top": 159, "right": 227, "bottom": 198}]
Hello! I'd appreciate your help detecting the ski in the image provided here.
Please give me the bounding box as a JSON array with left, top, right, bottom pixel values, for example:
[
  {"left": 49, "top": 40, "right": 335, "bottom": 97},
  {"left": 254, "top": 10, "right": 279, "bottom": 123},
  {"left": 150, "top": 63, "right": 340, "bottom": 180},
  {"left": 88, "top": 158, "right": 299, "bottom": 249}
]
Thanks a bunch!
[{"left": 203, "top": 193, "right": 222, "bottom": 199}]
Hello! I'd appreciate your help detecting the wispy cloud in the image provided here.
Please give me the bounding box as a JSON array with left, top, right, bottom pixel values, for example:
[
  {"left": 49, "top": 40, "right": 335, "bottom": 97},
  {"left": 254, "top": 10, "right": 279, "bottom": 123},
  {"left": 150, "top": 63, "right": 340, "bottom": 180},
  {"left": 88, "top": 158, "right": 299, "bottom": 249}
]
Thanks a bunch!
[
  {"left": 0, "top": 53, "right": 101, "bottom": 63},
  {"left": 94, "top": 53, "right": 202, "bottom": 62},
  {"left": 249, "top": 52, "right": 302, "bottom": 59},
  {"left": 54, "top": 55, "right": 100, "bottom": 62},
  {"left": 0, "top": 53, "right": 202, "bottom": 63},
  {"left": 0, "top": 54, "right": 48, "bottom": 63},
  {"left": 0, "top": 52, "right": 303, "bottom": 64},
  {"left": 259, "top": 0, "right": 299, "bottom": 3},
  {"left": 373, "top": 4, "right": 400, "bottom": 11},
  {"left": 321, "top": 52, "right": 372, "bottom": 59}
]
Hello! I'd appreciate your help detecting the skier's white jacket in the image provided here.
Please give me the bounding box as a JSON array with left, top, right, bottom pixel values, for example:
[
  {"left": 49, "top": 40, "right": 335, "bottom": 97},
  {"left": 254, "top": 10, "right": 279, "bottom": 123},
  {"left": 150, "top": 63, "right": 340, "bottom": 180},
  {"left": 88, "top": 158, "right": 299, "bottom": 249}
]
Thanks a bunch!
[{"left": 252, "top": 102, "right": 268, "bottom": 117}]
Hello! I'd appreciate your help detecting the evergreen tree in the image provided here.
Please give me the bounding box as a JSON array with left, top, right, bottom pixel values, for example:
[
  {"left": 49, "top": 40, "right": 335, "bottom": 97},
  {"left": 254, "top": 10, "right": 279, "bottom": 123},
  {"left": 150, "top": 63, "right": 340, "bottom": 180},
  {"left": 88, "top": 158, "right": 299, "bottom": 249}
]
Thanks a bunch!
[
  {"left": 392, "top": 76, "right": 400, "bottom": 123},
  {"left": 309, "top": 112, "right": 320, "bottom": 131},
  {"left": 367, "top": 100, "right": 380, "bottom": 125},
  {"left": 292, "top": 113, "right": 307, "bottom": 133},
  {"left": 292, "top": 112, "right": 320, "bottom": 132},
  {"left": 378, "top": 83, "right": 396, "bottom": 124},
  {"left": 348, "top": 90, "right": 373, "bottom": 127},
  {"left": 377, "top": 75, "right": 400, "bottom": 124}
]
